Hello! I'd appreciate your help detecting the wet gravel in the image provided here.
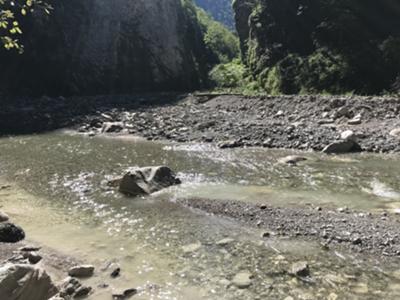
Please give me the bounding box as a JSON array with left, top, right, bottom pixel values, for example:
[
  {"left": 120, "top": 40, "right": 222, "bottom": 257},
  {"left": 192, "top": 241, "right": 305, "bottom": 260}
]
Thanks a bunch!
[{"left": 178, "top": 197, "right": 400, "bottom": 258}]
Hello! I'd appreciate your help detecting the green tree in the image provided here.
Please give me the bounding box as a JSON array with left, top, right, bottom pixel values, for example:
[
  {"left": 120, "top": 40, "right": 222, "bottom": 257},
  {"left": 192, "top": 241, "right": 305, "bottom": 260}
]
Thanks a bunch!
[{"left": 0, "top": 0, "right": 51, "bottom": 53}]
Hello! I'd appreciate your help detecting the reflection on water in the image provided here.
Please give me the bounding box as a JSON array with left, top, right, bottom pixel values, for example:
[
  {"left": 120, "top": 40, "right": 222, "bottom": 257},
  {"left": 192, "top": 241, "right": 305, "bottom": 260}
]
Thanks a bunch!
[{"left": 0, "top": 133, "right": 400, "bottom": 299}]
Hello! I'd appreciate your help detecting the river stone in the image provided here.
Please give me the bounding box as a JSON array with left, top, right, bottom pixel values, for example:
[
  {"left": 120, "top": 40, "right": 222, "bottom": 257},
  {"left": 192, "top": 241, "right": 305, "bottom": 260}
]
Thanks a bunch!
[
  {"left": 322, "top": 140, "right": 362, "bottom": 154},
  {"left": 289, "top": 261, "right": 310, "bottom": 277},
  {"left": 232, "top": 272, "right": 252, "bottom": 289},
  {"left": 101, "top": 122, "right": 124, "bottom": 133},
  {"left": 0, "top": 211, "right": 9, "bottom": 222},
  {"left": 182, "top": 242, "right": 202, "bottom": 254},
  {"left": 390, "top": 128, "right": 400, "bottom": 137},
  {"left": 112, "top": 288, "right": 138, "bottom": 300},
  {"left": 278, "top": 155, "right": 307, "bottom": 165},
  {"left": 0, "top": 263, "right": 58, "bottom": 300},
  {"left": 340, "top": 130, "right": 356, "bottom": 141},
  {"left": 0, "top": 222, "right": 25, "bottom": 243},
  {"left": 348, "top": 113, "right": 362, "bottom": 125},
  {"left": 119, "top": 166, "right": 181, "bottom": 196},
  {"left": 74, "top": 285, "right": 92, "bottom": 298},
  {"left": 68, "top": 265, "right": 95, "bottom": 278}
]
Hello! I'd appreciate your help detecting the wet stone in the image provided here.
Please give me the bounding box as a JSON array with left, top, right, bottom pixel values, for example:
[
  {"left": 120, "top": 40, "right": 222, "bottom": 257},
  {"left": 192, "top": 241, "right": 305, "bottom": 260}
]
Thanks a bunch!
[
  {"left": 73, "top": 285, "right": 92, "bottom": 298},
  {"left": 68, "top": 265, "right": 95, "bottom": 278}
]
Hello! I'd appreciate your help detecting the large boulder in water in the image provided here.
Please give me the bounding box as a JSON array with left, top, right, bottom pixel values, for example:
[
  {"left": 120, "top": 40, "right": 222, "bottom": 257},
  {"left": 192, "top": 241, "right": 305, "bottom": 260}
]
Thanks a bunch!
[
  {"left": 0, "top": 264, "right": 58, "bottom": 300},
  {"left": 322, "top": 140, "right": 362, "bottom": 154},
  {"left": 119, "top": 166, "right": 181, "bottom": 196},
  {"left": 0, "top": 223, "right": 25, "bottom": 243},
  {"left": 0, "top": 0, "right": 210, "bottom": 95}
]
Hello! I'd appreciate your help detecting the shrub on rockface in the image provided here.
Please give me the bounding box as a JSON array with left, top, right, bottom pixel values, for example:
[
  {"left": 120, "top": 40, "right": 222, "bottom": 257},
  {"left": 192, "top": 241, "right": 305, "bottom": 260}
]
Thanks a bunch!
[
  {"left": 234, "top": 0, "right": 400, "bottom": 95},
  {"left": 209, "top": 58, "right": 246, "bottom": 88}
]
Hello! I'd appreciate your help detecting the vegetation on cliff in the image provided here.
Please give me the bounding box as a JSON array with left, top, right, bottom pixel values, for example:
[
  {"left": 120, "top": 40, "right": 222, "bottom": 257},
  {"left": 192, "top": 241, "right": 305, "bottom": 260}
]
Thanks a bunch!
[
  {"left": 194, "top": 0, "right": 235, "bottom": 30},
  {"left": 232, "top": 0, "right": 400, "bottom": 95}
]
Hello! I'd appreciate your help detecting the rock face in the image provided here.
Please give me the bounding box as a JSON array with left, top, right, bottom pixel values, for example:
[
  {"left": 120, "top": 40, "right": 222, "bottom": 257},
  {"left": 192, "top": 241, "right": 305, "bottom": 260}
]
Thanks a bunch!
[
  {"left": 0, "top": 223, "right": 25, "bottom": 243},
  {"left": 233, "top": 0, "right": 400, "bottom": 94},
  {"left": 119, "top": 166, "right": 181, "bottom": 196},
  {"left": 0, "top": 0, "right": 210, "bottom": 95},
  {"left": 0, "top": 264, "right": 58, "bottom": 300}
]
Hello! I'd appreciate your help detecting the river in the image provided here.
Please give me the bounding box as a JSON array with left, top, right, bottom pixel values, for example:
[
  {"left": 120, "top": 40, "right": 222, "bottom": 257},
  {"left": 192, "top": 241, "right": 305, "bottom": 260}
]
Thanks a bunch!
[{"left": 1, "top": 132, "right": 400, "bottom": 299}]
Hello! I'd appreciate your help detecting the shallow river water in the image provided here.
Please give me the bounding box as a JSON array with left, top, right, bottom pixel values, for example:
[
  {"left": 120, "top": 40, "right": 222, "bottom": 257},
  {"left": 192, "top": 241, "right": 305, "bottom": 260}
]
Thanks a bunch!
[{"left": 1, "top": 132, "right": 400, "bottom": 299}]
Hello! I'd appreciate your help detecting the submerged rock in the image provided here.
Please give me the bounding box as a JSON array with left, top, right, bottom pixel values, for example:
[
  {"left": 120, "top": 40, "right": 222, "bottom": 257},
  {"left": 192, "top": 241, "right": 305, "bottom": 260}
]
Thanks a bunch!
[
  {"left": 322, "top": 140, "right": 362, "bottom": 154},
  {"left": 68, "top": 265, "right": 95, "bottom": 278},
  {"left": 0, "top": 222, "right": 25, "bottom": 243},
  {"left": 119, "top": 166, "right": 181, "bottom": 196},
  {"left": 0, "top": 263, "right": 58, "bottom": 300},
  {"left": 278, "top": 155, "right": 307, "bottom": 165}
]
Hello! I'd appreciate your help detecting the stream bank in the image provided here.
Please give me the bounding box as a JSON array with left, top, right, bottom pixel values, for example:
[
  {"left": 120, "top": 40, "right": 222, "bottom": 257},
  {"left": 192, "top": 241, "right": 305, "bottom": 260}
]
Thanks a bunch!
[{"left": 2, "top": 93, "right": 400, "bottom": 153}]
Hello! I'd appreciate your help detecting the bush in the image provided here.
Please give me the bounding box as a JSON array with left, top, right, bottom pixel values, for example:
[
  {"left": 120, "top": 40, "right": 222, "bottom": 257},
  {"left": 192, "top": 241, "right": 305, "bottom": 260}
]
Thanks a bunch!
[{"left": 209, "top": 59, "right": 245, "bottom": 88}]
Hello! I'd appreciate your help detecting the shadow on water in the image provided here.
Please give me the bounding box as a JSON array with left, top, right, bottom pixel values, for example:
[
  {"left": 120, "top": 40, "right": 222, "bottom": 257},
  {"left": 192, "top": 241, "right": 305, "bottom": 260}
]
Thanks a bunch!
[{"left": 0, "top": 92, "right": 188, "bottom": 136}]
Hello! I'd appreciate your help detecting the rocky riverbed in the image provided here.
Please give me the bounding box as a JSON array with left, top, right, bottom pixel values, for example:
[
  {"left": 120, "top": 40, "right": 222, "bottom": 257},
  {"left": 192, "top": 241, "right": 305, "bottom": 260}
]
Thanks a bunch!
[
  {"left": 2, "top": 93, "right": 400, "bottom": 153},
  {"left": 178, "top": 198, "right": 400, "bottom": 259}
]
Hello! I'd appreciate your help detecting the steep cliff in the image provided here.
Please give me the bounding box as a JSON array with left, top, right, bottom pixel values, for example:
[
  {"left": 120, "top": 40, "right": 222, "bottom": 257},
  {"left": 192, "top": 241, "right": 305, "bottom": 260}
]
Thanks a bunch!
[
  {"left": 0, "top": 0, "right": 212, "bottom": 95},
  {"left": 234, "top": 0, "right": 400, "bottom": 94}
]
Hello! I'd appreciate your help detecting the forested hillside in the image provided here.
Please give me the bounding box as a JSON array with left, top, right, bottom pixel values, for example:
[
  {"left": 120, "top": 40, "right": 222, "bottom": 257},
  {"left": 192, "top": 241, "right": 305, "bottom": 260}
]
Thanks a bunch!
[{"left": 233, "top": 0, "right": 400, "bottom": 95}]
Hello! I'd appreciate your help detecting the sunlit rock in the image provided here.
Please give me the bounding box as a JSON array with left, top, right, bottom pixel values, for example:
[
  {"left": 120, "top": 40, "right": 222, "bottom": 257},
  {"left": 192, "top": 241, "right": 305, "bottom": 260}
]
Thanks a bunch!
[
  {"left": 0, "top": 264, "right": 58, "bottom": 300},
  {"left": 119, "top": 166, "right": 181, "bottom": 196}
]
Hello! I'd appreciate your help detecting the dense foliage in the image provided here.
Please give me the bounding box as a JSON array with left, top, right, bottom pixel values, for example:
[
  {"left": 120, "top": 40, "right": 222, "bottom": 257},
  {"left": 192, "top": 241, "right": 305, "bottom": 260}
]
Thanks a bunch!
[
  {"left": 181, "top": 0, "right": 239, "bottom": 67},
  {"left": 234, "top": 0, "right": 400, "bottom": 95},
  {"left": 194, "top": 0, "right": 235, "bottom": 30}
]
